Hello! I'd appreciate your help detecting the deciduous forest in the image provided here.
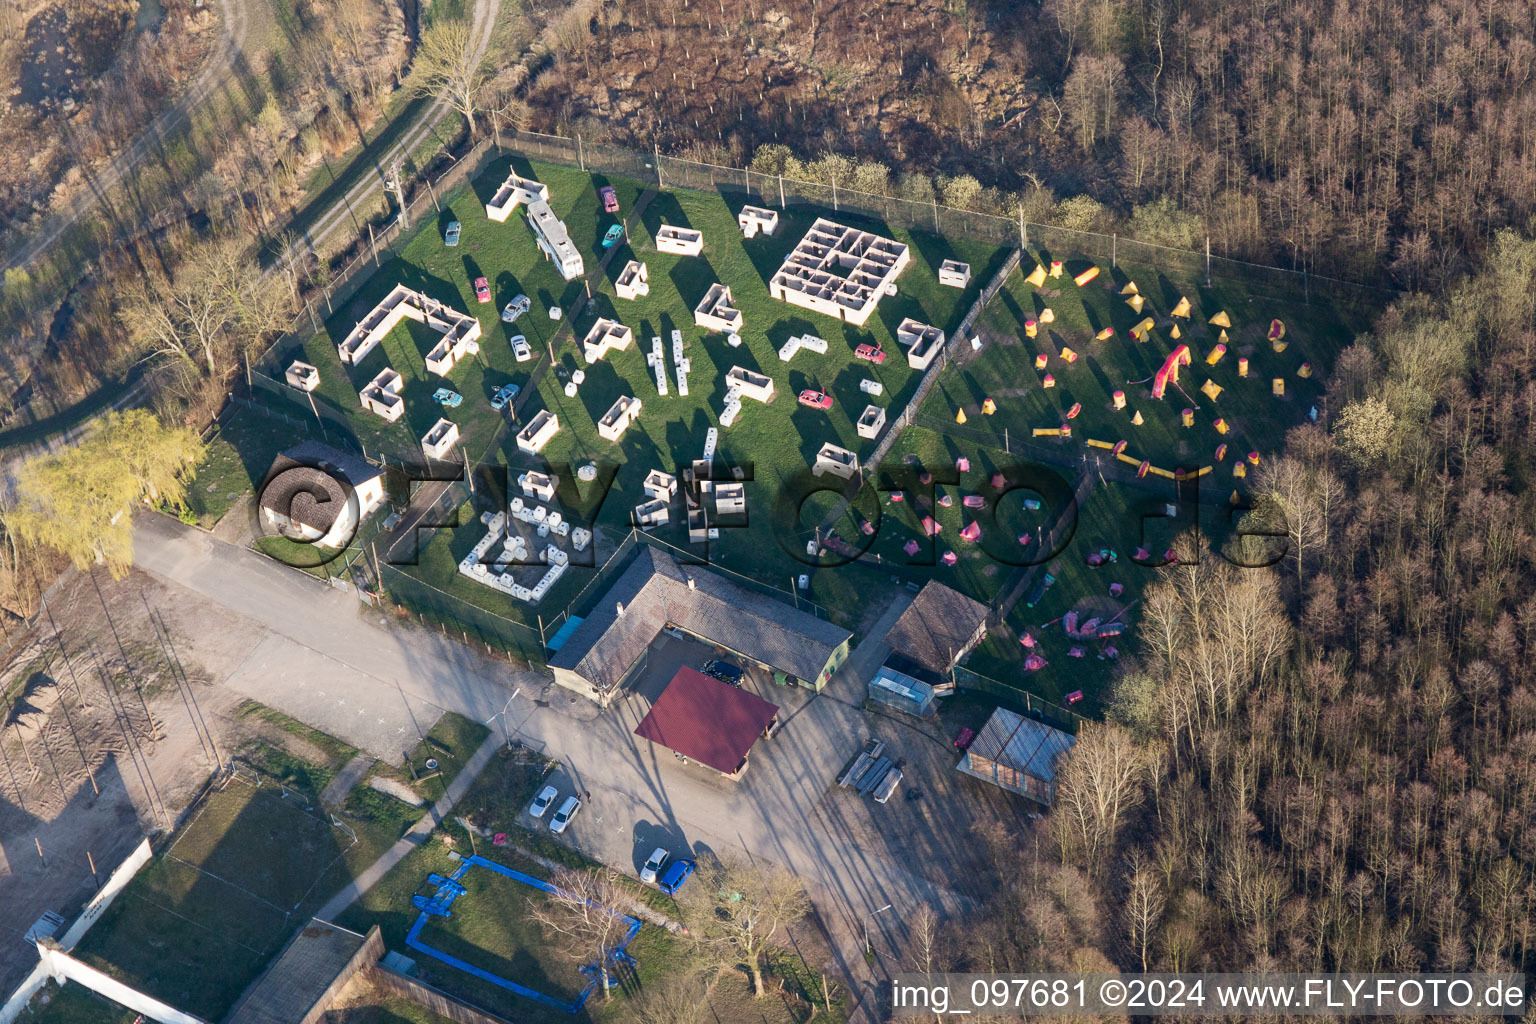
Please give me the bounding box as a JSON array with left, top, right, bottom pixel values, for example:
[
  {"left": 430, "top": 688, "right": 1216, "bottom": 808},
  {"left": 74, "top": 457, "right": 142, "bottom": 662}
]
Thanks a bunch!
[
  {"left": 533, "top": 0, "right": 1536, "bottom": 286},
  {"left": 924, "top": 235, "right": 1536, "bottom": 989}
]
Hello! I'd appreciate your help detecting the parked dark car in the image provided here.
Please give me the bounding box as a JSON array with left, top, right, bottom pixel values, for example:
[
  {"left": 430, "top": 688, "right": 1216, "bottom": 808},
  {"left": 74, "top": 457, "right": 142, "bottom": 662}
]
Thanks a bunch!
[{"left": 702, "top": 659, "right": 744, "bottom": 686}]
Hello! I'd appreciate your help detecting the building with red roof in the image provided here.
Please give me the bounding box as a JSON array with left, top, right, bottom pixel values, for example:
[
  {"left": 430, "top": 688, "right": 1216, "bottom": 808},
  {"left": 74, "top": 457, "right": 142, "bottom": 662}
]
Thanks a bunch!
[{"left": 633, "top": 667, "right": 780, "bottom": 778}]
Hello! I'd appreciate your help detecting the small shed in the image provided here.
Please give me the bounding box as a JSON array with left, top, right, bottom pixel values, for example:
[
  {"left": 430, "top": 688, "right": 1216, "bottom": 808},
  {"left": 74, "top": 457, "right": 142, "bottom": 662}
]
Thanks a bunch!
[{"left": 867, "top": 665, "right": 935, "bottom": 717}]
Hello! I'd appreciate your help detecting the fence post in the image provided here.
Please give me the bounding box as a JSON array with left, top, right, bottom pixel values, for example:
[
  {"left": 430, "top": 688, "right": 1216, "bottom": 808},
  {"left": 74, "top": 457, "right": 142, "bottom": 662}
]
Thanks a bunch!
[
  {"left": 779, "top": 174, "right": 786, "bottom": 209},
  {"left": 1205, "top": 235, "right": 1211, "bottom": 287},
  {"left": 368, "top": 224, "right": 380, "bottom": 268},
  {"left": 577, "top": 134, "right": 585, "bottom": 172},
  {"left": 831, "top": 173, "right": 838, "bottom": 213},
  {"left": 655, "top": 142, "right": 663, "bottom": 188},
  {"left": 1017, "top": 205, "right": 1025, "bottom": 250},
  {"left": 1112, "top": 232, "right": 1117, "bottom": 268},
  {"left": 932, "top": 198, "right": 939, "bottom": 232}
]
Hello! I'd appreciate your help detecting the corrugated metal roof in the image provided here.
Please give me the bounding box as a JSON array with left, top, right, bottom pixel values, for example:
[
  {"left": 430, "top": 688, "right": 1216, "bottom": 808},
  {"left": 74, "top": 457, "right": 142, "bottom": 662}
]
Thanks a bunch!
[{"left": 967, "top": 706, "right": 1075, "bottom": 783}]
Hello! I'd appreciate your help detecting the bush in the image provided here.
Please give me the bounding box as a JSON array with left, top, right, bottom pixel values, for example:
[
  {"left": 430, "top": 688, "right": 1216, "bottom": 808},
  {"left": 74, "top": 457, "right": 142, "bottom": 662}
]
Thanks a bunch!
[
  {"left": 1128, "top": 197, "right": 1203, "bottom": 249},
  {"left": 1054, "top": 194, "right": 1109, "bottom": 232},
  {"left": 940, "top": 173, "right": 984, "bottom": 211}
]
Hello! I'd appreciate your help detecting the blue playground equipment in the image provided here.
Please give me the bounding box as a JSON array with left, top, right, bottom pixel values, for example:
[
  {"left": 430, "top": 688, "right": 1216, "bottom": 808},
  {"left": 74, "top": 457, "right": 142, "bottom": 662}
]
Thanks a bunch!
[
  {"left": 412, "top": 874, "right": 466, "bottom": 917},
  {"left": 406, "top": 855, "right": 641, "bottom": 1014}
]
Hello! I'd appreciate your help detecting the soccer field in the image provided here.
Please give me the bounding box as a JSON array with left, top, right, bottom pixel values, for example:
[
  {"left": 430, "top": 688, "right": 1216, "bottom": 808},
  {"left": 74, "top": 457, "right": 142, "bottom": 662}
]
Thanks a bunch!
[{"left": 74, "top": 774, "right": 355, "bottom": 1021}]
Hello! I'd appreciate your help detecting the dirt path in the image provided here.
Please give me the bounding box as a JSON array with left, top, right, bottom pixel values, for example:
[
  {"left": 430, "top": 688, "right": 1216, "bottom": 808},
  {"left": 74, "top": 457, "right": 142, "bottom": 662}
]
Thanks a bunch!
[
  {"left": 320, "top": 753, "right": 375, "bottom": 807},
  {"left": 315, "top": 732, "right": 502, "bottom": 921},
  {"left": 290, "top": 0, "right": 502, "bottom": 255}
]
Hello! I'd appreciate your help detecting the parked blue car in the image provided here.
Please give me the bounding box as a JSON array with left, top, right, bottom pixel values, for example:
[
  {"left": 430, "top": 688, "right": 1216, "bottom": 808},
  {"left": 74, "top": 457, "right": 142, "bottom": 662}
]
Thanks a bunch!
[
  {"left": 432, "top": 388, "right": 462, "bottom": 408},
  {"left": 490, "top": 383, "right": 520, "bottom": 410},
  {"left": 602, "top": 224, "right": 625, "bottom": 248},
  {"left": 657, "top": 859, "right": 695, "bottom": 895},
  {"left": 444, "top": 221, "right": 461, "bottom": 246}
]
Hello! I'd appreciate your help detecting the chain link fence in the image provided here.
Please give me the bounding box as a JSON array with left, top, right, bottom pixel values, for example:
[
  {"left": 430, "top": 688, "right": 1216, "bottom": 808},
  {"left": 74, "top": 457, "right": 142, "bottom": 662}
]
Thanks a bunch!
[
  {"left": 258, "top": 126, "right": 1388, "bottom": 389},
  {"left": 952, "top": 666, "right": 1087, "bottom": 734},
  {"left": 375, "top": 562, "right": 546, "bottom": 664},
  {"left": 507, "top": 128, "right": 1387, "bottom": 304}
]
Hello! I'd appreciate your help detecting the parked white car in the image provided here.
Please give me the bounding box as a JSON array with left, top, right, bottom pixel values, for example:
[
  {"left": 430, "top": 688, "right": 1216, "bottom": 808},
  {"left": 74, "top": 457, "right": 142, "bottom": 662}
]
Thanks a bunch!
[
  {"left": 528, "top": 785, "right": 558, "bottom": 819},
  {"left": 511, "top": 334, "right": 533, "bottom": 362},
  {"left": 550, "top": 795, "right": 581, "bottom": 834},
  {"left": 501, "top": 294, "right": 531, "bottom": 323},
  {"left": 640, "top": 847, "right": 669, "bottom": 884}
]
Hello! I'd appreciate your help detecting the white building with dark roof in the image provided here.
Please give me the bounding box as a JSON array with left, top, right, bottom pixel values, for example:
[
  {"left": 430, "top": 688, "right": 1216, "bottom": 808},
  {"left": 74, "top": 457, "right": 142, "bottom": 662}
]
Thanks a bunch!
[{"left": 258, "top": 441, "right": 386, "bottom": 549}]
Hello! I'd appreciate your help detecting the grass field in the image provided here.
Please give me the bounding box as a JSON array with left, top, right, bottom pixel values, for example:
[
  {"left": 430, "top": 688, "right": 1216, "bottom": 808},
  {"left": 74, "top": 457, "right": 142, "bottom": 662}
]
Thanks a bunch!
[
  {"left": 73, "top": 777, "right": 354, "bottom": 1020},
  {"left": 927, "top": 253, "right": 1378, "bottom": 484},
  {"left": 415, "top": 863, "right": 591, "bottom": 1004},
  {"left": 186, "top": 405, "right": 330, "bottom": 526},
  {"left": 337, "top": 837, "right": 687, "bottom": 1024},
  {"left": 66, "top": 702, "right": 465, "bottom": 1024},
  {"left": 350, "top": 711, "right": 491, "bottom": 825},
  {"left": 17, "top": 982, "right": 141, "bottom": 1024},
  {"left": 238, "top": 153, "right": 1007, "bottom": 636},
  {"left": 206, "top": 146, "right": 1386, "bottom": 712}
]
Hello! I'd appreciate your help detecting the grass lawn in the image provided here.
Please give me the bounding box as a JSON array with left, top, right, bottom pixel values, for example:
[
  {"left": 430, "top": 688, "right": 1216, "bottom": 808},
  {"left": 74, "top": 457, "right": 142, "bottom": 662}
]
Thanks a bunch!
[
  {"left": 351, "top": 711, "right": 491, "bottom": 819},
  {"left": 242, "top": 153, "right": 1007, "bottom": 638},
  {"left": 336, "top": 834, "right": 691, "bottom": 1024},
  {"left": 209, "top": 147, "right": 1389, "bottom": 714},
  {"left": 68, "top": 708, "right": 473, "bottom": 1023},
  {"left": 186, "top": 404, "right": 329, "bottom": 526},
  {"left": 17, "top": 983, "right": 140, "bottom": 1024},
  {"left": 930, "top": 251, "right": 1378, "bottom": 484},
  {"left": 416, "top": 862, "right": 591, "bottom": 1004},
  {"left": 870, "top": 424, "right": 1254, "bottom": 713},
  {"left": 72, "top": 779, "right": 352, "bottom": 1020}
]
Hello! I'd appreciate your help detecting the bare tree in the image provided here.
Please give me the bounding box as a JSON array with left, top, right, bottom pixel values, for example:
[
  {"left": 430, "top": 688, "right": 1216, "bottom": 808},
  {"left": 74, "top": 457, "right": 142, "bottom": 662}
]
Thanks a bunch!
[
  {"left": 116, "top": 238, "right": 287, "bottom": 380},
  {"left": 1050, "top": 722, "right": 1146, "bottom": 873},
  {"left": 1123, "top": 850, "right": 1165, "bottom": 970},
  {"left": 676, "top": 856, "right": 809, "bottom": 997},
  {"left": 528, "top": 867, "right": 634, "bottom": 1001},
  {"left": 413, "top": 19, "right": 490, "bottom": 136},
  {"left": 630, "top": 971, "right": 713, "bottom": 1024}
]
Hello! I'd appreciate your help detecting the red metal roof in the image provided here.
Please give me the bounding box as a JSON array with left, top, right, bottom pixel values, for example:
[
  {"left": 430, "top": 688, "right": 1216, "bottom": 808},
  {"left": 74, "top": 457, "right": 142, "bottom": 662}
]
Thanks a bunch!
[{"left": 633, "top": 667, "right": 780, "bottom": 775}]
